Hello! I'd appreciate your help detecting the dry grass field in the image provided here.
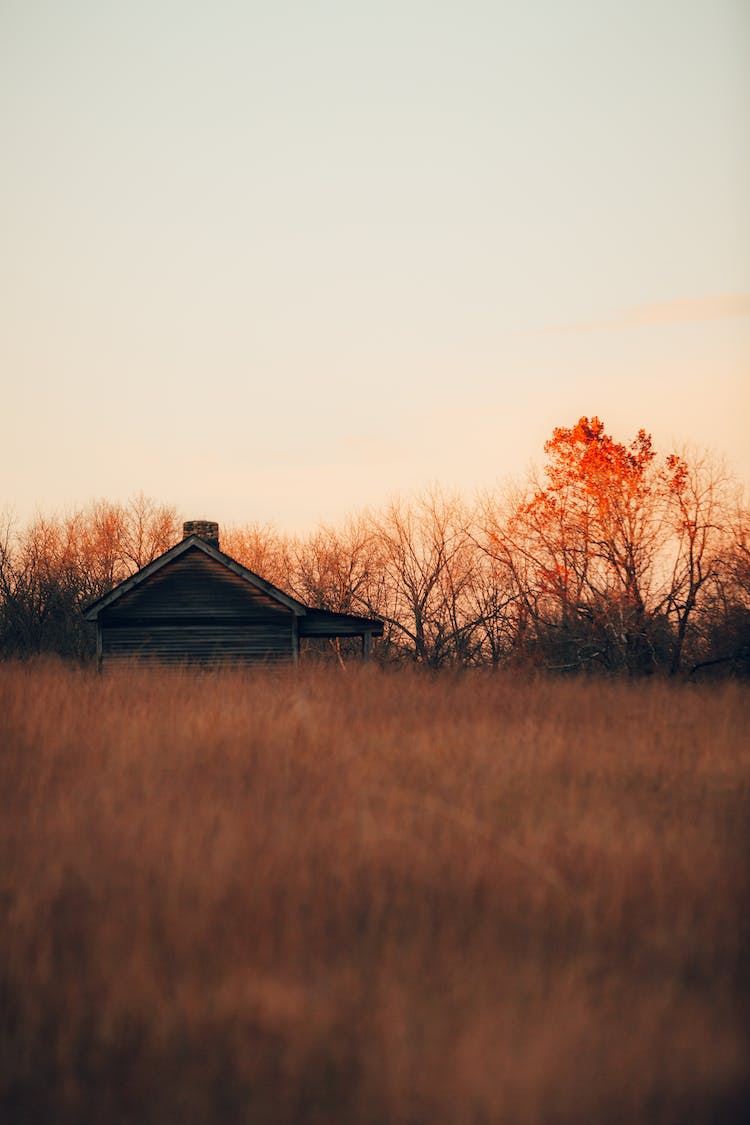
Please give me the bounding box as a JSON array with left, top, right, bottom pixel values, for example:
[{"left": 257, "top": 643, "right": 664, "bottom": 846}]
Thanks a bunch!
[{"left": 1, "top": 661, "right": 748, "bottom": 1124}]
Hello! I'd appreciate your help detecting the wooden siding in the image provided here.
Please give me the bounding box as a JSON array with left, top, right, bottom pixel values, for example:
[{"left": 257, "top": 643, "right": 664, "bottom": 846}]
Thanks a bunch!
[
  {"left": 100, "top": 546, "right": 295, "bottom": 666},
  {"left": 101, "top": 624, "right": 293, "bottom": 666}
]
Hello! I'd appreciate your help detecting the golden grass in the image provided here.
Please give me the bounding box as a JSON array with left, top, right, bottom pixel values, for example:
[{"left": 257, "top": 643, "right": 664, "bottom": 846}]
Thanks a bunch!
[{"left": 1, "top": 661, "right": 748, "bottom": 1124}]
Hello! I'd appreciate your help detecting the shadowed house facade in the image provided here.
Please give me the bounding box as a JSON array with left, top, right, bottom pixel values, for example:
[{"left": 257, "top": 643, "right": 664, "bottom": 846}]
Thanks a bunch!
[{"left": 83, "top": 520, "right": 383, "bottom": 669}]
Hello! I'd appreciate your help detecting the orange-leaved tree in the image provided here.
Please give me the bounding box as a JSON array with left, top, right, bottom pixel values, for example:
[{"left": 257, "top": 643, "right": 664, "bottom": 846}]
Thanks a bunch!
[{"left": 498, "top": 417, "right": 680, "bottom": 673}]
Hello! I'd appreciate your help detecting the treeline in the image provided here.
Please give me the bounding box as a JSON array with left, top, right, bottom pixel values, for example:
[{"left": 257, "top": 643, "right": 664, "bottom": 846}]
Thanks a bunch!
[{"left": 2, "top": 419, "right": 749, "bottom": 675}]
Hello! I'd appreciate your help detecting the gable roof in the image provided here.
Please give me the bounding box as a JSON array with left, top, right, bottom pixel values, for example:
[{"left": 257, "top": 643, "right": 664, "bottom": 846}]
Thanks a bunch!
[
  {"left": 83, "top": 535, "right": 310, "bottom": 621},
  {"left": 82, "top": 535, "right": 383, "bottom": 636}
]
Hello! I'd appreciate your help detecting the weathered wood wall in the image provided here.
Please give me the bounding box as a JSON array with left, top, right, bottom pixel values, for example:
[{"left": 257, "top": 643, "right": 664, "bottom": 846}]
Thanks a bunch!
[{"left": 100, "top": 547, "right": 296, "bottom": 666}]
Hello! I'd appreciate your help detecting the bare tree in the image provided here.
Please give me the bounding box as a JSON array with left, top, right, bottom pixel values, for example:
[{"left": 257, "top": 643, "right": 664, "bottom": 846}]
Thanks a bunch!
[
  {"left": 221, "top": 523, "right": 293, "bottom": 590},
  {"left": 692, "top": 496, "right": 750, "bottom": 674},
  {"left": 0, "top": 496, "right": 182, "bottom": 661},
  {"left": 662, "top": 452, "right": 734, "bottom": 673},
  {"left": 122, "top": 493, "right": 181, "bottom": 571},
  {"left": 358, "top": 489, "right": 479, "bottom": 666}
]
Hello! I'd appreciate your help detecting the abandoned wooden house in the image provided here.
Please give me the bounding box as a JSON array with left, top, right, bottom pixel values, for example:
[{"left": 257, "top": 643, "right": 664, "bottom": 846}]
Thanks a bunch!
[{"left": 83, "top": 520, "right": 383, "bottom": 669}]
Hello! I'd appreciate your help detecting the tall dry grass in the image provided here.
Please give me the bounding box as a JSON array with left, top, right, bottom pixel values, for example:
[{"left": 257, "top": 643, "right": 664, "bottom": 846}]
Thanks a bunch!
[{"left": 1, "top": 661, "right": 748, "bottom": 1124}]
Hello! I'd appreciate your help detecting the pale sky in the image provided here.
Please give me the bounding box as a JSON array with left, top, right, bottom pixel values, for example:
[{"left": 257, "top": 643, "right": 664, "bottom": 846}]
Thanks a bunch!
[{"left": 2, "top": 0, "right": 748, "bottom": 531}]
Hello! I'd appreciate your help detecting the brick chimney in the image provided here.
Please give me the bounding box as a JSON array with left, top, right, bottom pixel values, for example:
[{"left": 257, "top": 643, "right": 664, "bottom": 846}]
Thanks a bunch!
[{"left": 183, "top": 520, "right": 220, "bottom": 550}]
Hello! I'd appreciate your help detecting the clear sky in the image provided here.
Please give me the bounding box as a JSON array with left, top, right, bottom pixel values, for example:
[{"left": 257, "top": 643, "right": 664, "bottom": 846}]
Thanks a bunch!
[{"left": 2, "top": 0, "right": 748, "bottom": 531}]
